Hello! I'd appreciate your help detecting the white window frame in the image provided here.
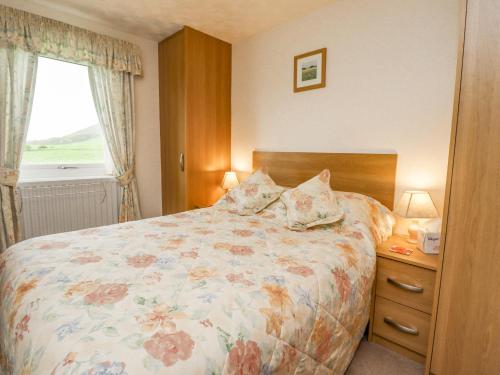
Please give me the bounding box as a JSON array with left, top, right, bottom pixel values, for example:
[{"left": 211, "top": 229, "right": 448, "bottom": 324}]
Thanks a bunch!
[
  {"left": 20, "top": 163, "right": 113, "bottom": 183},
  {"left": 20, "top": 56, "right": 113, "bottom": 183}
]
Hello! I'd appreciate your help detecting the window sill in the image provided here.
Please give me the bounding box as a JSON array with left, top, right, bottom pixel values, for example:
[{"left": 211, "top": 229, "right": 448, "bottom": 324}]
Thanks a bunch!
[
  {"left": 19, "top": 175, "right": 116, "bottom": 185},
  {"left": 20, "top": 163, "right": 113, "bottom": 183}
]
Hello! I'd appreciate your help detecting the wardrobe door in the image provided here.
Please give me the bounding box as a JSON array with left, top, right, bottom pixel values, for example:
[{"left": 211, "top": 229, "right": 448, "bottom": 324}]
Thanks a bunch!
[
  {"left": 184, "top": 27, "right": 231, "bottom": 210},
  {"left": 429, "top": 0, "right": 500, "bottom": 373},
  {"left": 159, "top": 31, "right": 187, "bottom": 214}
]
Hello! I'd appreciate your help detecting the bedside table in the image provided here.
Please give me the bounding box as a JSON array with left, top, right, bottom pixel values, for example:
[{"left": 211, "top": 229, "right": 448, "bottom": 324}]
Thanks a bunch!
[{"left": 368, "top": 235, "right": 439, "bottom": 364}]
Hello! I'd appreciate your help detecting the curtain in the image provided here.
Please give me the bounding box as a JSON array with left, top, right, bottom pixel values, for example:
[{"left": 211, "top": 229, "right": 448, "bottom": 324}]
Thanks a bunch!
[
  {"left": 1, "top": 5, "right": 142, "bottom": 75},
  {"left": 0, "top": 48, "right": 37, "bottom": 251},
  {"left": 88, "top": 66, "right": 141, "bottom": 222}
]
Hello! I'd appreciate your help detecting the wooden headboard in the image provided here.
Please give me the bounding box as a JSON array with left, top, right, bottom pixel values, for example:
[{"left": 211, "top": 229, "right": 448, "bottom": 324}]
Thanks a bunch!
[{"left": 253, "top": 151, "right": 398, "bottom": 209}]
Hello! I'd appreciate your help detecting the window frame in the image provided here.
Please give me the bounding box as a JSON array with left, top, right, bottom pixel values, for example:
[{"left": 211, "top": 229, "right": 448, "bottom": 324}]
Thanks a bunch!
[
  {"left": 20, "top": 163, "right": 113, "bottom": 183},
  {"left": 21, "top": 56, "right": 111, "bottom": 182}
]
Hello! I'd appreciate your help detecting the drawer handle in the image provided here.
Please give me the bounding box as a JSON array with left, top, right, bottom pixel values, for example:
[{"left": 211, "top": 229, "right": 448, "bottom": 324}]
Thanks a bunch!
[
  {"left": 387, "top": 277, "right": 423, "bottom": 293},
  {"left": 383, "top": 316, "right": 419, "bottom": 336}
]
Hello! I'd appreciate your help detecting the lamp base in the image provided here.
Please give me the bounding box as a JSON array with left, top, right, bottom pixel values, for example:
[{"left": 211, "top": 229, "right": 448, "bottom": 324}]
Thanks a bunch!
[{"left": 407, "top": 220, "right": 419, "bottom": 244}]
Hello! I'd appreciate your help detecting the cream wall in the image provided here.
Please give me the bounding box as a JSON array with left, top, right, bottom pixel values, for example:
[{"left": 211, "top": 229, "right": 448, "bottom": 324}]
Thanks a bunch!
[
  {"left": 1, "top": 0, "right": 162, "bottom": 218},
  {"left": 232, "top": 0, "right": 459, "bottom": 214}
]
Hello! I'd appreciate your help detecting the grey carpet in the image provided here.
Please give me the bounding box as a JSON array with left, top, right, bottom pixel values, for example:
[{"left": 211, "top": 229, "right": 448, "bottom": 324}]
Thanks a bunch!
[{"left": 346, "top": 339, "right": 424, "bottom": 375}]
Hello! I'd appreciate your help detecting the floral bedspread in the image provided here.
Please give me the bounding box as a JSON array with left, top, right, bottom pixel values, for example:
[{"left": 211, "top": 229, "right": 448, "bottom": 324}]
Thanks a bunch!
[{"left": 0, "top": 193, "right": 392, "bottom": 375}]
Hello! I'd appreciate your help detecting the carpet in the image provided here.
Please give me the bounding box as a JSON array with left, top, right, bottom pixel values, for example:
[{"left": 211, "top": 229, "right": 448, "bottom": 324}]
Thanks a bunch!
[{"left": 346, "top": 339, "right": 424, "bottom": 375}]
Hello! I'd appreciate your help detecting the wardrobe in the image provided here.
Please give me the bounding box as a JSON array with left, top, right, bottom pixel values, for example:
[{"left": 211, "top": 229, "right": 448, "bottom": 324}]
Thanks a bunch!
[
  {"left": 426, "top": 0, "right": 500, "bottom": 373},
  {"left": 158, "top": 27, "right": 231, "bottom": 214}
]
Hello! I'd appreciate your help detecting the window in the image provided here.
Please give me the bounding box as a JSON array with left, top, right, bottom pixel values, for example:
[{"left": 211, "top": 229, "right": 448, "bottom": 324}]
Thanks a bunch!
[{"left": 20, "top": 57, "right": 111, "bottom": 181}]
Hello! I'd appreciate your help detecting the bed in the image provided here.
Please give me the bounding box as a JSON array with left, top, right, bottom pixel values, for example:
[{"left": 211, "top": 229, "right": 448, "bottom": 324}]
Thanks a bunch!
[{"left": 0, "top": 151, "right": 397, "bottom": 375}]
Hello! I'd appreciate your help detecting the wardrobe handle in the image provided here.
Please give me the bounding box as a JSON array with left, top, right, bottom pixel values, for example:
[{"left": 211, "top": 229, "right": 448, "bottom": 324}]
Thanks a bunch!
[
  {"left": 383, "top": 317, "right": 419, "bottom": 336},
  {"left": 387, "top": 277, "right": 423, "bottom": 293},
  {"left": 179, "top": 152, "right": 184, "bottom": 172}
]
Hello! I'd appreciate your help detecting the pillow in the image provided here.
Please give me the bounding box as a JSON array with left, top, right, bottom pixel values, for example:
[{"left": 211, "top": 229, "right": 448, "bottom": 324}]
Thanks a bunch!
[
  {"left": 227, "top": 169, "right": 284, "bottom": 215},
  {"left": 336, "top": 191, "right": 395, "bottom": 245},
  {"left": 280, "top": 169, "right": 343, "bottom": 231},
  {"left": 259, "top": 193, "right": 288, "bottom": 221}
]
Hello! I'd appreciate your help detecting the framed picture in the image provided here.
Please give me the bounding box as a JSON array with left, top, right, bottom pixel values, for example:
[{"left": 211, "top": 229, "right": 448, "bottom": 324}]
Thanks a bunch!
[{"left": 294, "top": 48, "right": 327, "bottom": 92}]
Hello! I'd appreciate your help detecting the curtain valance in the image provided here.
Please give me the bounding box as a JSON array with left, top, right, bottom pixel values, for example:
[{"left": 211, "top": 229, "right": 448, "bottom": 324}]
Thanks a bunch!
[{"left": 0, "top": 5, "right": 142, "bottom": 75}]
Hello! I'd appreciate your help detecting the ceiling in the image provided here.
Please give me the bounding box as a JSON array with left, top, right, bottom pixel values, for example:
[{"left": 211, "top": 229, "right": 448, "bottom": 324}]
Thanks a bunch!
[{"left": 29, "top": 0, "right": 334, "bottom": 42}]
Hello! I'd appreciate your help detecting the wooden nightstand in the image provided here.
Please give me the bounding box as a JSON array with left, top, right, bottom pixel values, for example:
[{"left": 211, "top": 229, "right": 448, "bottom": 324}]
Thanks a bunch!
[{"left": 368, "top": 235, "right": 439, "bottom": 364}]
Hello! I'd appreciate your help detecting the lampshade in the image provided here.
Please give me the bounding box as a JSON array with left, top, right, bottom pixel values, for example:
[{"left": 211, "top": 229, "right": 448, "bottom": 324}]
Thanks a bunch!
[
  {"left": 394, "top": 191, "right": 438, "bottom": 218},
  {"left": 221, "top": 171, "right": 239, "bottom": 190}
]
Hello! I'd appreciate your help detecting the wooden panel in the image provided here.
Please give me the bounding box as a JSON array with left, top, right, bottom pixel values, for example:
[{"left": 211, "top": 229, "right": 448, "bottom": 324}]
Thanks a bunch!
[
  {"left": 185, "top": 27, "right": 231, "bottom": 209},
  {"left": 373, "top": 297, "right": 431, "bottom": 355},
  {"left": 159, "top": 27, "right": 231, "bottom": 214},
  {"left": 377, "top": 235, "right": 439, "bottom": 271},
  {"left": 159, "top": 30, "right": 187, "bottom": 214},
  {"left": 429, "top": 0, "right": 500, "bottom": 373},
  {"left": 376, "top": 258, "right": 436, "bottom": 314},
  {"left": 425, "top": 1, "right": 467, "bottom": 372},
  {"left": 253, "top": 151, "right": 397, "bottom": 209},
  {"left": 372, "top": 335, "right": 425, "bottom": 364}
]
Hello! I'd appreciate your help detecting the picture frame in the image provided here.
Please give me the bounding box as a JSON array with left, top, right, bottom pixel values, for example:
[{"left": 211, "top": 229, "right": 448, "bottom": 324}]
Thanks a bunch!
[{"left": 294, "top": 48, "right": 327, "bottom": 93}]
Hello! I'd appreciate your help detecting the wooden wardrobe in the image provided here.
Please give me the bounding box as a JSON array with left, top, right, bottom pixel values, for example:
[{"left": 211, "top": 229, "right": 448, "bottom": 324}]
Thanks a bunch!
[
  {"left": 158, "top": 27, "right": 231, "bottom": 214},
  {"left": 426, "top": 0, "right": 500, "bottom": 373}
]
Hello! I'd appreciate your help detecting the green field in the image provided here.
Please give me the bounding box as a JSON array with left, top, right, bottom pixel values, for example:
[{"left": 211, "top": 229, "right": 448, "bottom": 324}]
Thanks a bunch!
[
  {"left": 23, "top": 137, "right": 105, "bottom": 164},
  {"left": 302, "top": 67, "right": 317, "bottom": 81}
]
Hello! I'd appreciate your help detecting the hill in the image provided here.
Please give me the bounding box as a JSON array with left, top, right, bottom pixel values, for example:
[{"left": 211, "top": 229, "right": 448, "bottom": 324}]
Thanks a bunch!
[{"left": 28, "top": 124, "right": 102, "bottom": 145}]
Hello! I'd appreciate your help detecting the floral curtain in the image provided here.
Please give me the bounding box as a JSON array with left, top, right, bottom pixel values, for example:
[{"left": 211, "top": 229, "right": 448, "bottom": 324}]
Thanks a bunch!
[
  {"left": 0, "top": 5, "right": 142, "bottom": 75},
  {"left": 0, "top": 4, "right": 143, "bottom": 244},
  {"left": 0, "top": 47, "right": 38, "bottom": 251},
  {"left": 88, "top": 66, "right": 141, "bottom": 222}
]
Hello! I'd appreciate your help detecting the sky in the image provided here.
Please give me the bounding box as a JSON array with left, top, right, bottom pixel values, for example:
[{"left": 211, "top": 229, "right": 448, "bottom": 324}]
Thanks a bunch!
[{"left": 27, "top": 57, "right": 99, "bottom": 141}]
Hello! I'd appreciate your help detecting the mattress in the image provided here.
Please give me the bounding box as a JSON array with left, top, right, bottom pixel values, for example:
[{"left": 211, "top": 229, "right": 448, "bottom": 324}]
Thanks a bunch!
[{"left": 0, "top": 192, "right": 392, "bottom": 374}]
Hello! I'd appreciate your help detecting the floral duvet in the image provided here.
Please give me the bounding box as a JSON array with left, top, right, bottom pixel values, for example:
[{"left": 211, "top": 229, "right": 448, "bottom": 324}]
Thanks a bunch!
[{"left": 0, "top": 192, "right": 393, "bottom": 375}]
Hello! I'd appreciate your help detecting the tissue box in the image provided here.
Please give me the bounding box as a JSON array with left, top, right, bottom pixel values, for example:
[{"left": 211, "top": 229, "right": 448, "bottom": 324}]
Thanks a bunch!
[{"left": 416, "top": 229, "right": 440, "bottom": 254}]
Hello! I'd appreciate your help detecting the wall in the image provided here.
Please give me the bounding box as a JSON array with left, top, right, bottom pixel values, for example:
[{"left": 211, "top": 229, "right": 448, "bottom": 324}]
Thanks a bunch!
[
  {"left": 232, "top": 0, "right": 460, "bottom": 215},
  {"left": 1, "top": 0, "right": 162, "bottom": 218}
]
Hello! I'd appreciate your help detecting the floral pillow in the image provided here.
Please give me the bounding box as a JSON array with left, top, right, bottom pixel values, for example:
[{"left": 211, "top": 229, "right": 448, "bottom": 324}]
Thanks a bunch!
[
  {"left": 227, "top": 169, "right": 284, "bottom": 215},
  {"left": 336, "top": 191, "right": 395, "bottom": 245},
  {"left": 259, "top": 193, "right": 289, "bottom": 221},
  {"left": 280, "top": 169, "right": 344, "bottom": 231}
]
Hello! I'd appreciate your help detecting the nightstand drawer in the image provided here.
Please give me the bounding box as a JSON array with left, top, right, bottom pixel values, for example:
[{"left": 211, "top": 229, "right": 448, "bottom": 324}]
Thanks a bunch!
[
  {"left": 373, "top": 297, "right": 430, "bottom": 355},
  {"left": 376, "top": 257, "right": 435, "bottom": 313}
]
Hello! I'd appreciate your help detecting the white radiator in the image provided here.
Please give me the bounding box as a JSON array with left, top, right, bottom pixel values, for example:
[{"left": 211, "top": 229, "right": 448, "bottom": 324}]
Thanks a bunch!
[{"left": 19, "top": 178, "right": 120, "bottom": 240}]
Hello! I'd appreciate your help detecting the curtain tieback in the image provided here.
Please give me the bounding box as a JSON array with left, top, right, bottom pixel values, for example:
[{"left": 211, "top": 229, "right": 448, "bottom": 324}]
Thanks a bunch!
[
  {"left": 0, "top": 167, "right": 20, "bottom": 187},
  {"left": 116, "top": 168, "right": 135, "bottom": 187}
]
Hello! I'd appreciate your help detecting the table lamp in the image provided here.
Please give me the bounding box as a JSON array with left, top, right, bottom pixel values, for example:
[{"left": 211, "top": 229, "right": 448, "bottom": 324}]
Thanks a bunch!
[
  {"left": 221, "top": 171, "right": 239, "bottom": 191},
  {"left": 394, "top": 190, "right": 438, "bottom": 243}
]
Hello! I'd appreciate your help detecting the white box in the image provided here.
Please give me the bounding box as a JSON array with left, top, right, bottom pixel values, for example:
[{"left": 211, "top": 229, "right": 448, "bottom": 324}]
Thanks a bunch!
[{"left": 416, "top": 229, "right": 440, "bottom": 254}]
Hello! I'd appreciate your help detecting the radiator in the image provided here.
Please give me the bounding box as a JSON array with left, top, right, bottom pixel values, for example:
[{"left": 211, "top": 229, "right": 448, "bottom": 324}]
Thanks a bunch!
[{"left": 19, "top": 178, "right": 120, "bottom": 240}]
